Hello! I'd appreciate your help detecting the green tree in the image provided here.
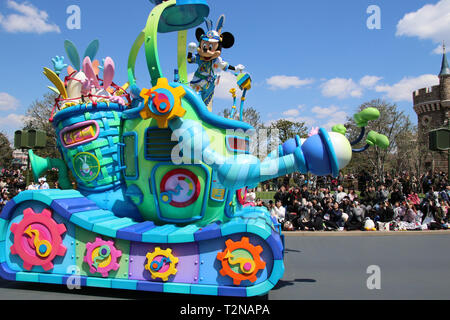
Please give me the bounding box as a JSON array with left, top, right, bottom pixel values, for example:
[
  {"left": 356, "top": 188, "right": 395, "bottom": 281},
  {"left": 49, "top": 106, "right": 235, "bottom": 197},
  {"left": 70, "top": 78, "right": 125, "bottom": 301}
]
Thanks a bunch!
[
  {"left": 269, "top": 119, "right": 309, "bottom": 144},
  {"left": 0, "top": 132, "right": 13, "bottom": 168}
]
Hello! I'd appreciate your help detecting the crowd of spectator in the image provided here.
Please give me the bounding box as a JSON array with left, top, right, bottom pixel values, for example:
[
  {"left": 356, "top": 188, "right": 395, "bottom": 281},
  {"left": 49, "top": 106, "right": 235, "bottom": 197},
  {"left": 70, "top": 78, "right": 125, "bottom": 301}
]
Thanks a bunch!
[
  {"left": 1, "top": 163, "right": 449, "bottom": 233},
  {"left": 0, "top": 168, "right": 50, "bottom": 212},
  {"left": 249, "top": 170, "right": 450, "bottom": 232}
]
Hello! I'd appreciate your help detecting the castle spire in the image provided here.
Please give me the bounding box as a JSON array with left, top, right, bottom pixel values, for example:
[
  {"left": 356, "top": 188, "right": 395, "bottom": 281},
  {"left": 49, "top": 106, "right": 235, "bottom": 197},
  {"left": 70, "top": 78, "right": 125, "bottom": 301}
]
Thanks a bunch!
[{"left": 439, "top": 41, "right": 450, "bottom": 77}]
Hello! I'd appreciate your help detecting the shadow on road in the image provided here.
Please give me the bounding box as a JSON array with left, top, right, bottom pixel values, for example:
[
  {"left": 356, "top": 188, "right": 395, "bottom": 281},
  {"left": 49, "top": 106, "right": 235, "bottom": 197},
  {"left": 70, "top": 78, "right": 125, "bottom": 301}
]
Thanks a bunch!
[
  {"left": 273, "top": 279, "right": 316, "bottom": 291},
  {"left": 284, "top": 248, "right": 301, "bottom": 253}
]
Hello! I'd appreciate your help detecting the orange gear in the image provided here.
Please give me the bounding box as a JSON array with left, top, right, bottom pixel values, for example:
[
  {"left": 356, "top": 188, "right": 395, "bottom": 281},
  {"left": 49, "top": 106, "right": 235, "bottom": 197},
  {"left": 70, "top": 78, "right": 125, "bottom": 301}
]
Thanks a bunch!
[{"left": 216, "top": 237, "right": 266, "bottom": 286}]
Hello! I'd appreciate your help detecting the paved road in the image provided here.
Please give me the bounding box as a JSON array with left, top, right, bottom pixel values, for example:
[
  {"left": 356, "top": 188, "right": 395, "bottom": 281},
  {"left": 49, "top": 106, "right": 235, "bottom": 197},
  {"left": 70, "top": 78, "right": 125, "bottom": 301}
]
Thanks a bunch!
[
  {"left": 0, "top": 232, "right": 449, "bottom": 300},
  {"left": 269, "top": 231, "right": 450, "bottom": 300}
]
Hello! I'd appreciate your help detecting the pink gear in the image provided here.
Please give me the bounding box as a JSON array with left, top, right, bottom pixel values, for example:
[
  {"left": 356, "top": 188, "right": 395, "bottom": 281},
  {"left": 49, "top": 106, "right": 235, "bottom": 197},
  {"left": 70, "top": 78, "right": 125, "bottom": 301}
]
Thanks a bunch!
[
  {"left": 83, "top": 237, "right": 122, "bottom": 277},
  {"left": 10, "top": 208, "right": 67, "bottom": 271}
]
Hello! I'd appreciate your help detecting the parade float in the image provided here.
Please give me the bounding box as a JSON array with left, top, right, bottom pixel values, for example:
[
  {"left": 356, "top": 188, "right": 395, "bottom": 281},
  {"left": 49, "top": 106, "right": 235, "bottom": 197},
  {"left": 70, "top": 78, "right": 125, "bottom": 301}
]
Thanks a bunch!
[{"left": 0, "top": 0, "right": 388, "bottom": 297}]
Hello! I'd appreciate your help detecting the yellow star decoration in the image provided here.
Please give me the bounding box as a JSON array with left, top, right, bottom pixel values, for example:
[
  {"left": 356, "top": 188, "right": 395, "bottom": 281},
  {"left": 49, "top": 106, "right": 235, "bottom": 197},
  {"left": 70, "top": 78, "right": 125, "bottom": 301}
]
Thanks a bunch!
[{"left": 139, "top": 78, "right": 186, "bottom": 128}]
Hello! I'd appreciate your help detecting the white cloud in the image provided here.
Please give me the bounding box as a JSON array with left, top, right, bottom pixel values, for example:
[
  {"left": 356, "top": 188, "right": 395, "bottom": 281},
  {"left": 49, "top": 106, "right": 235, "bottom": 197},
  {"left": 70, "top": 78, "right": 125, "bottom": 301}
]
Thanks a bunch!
[
  {"left": 0, "top": 93, "right": 20, "bottom": 111},
  {"left": 214, "top": 71, "right": 244, "bottom": 100},
  {"left": 396, "top": 0, "right": 450, "bottom": 54},
  {"left": 375, "top": 74, "right": 439, "bottom": 102},
  {"left": 282, "top": 105, "right": 305, "bottom": 117},
  {"left": 266, "top": 75, "right": 314, "bottom": 90},
  {"left": 321, "top": 78, "right": 363, "bottom": 99},
  {"left": 0, "top": 0, "right": 60, "bottom": 34},
  {"left": 311, "top": 105, "right": 348, "bottom": 130},
  {"left": 269, "top": 105, "right": 349, "bottom": 131},
  {"left": 359, "top": 75, "right": 383, "bottom": 88},
  {"left": 0, "top": 113, "right": 29, "bottom": 139}
]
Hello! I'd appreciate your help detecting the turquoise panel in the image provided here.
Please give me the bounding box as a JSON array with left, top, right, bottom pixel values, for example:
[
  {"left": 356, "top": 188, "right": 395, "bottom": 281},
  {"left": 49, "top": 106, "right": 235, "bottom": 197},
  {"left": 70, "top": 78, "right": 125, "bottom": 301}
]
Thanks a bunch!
[
  {"left": 190, "top": 284, "right": 218, "bottom": 296},
  {"left": 167, "top": 225, "right": 199, "bottom": 243},
  {"left": 70, "top": 210, "right": 115, "bottom": 231},
  {"left": 16, "top": 272, "right": 39, "bottom": 282},
  {"left": 92, "top": 217, "right": 136, "bottom": 238},
  {"left": 164, "top": 282, "right": 191, "bottom": 294},
  {"left": 246, "top": 280, "right": 274, "bottom": 297},
  {"left": 86, "top": 277, "right": 112, "bottom": 288},
  {"left": 112, "top": 279, "right": 138, "bottom": 290},
  {"left": 268, "top": 259, "right": 285, "bottom": 286},
  {"left": 246, "top": 219, "right": 272, "bottom": 240},
  {"left": 0, "top": 242, "right": 5, "bottom": 263},
  {"left": 39, "top": 273, "right": 64, "bottom": 285},
  {"left": 141, "top": 224, "right": 178, "bottom": 243}
]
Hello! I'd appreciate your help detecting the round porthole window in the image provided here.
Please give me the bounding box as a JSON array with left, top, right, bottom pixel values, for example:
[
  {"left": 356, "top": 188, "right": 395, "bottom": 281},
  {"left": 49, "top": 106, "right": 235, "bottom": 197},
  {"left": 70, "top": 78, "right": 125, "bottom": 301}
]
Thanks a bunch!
[{"left": 422, "top": 115, "right": 432, "bottom": 126}]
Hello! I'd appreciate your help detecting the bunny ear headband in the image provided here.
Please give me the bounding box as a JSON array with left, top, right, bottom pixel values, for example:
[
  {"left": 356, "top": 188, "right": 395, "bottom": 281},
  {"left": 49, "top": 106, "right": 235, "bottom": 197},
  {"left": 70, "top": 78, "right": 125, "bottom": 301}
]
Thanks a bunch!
[{"left": 202, "top": 15, "right": 226, "bottom": 43}]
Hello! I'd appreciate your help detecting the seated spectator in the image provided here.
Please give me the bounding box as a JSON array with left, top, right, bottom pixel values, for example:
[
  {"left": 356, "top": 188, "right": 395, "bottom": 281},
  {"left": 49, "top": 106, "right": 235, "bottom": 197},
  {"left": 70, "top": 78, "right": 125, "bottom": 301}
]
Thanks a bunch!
[
  {"left": 363, "top": 186, "right": 377, "bottom": 207},
  {"left": 378, "top": 201, "right": 394, "bottom": 223},
  {"left": 393, "top": 201, "right": 406, "bottom": 221},
  {"left": 334, "top": 185, "right": 347, "bottom": 204},
  {"left": 245, "top": 188, "right": 256, "bottom": 205},
  {"left": 390, "top": 187, "right": 404, "bottom": 204},
  {"left": 327, "top": 202, "right": 346, "bottom": 230},
  {"left": 288, "top": 187, "right": 302, "bottom": 207},
  {"left": 267, "top": 200, "right": 274, "bottom": 212},
  {"left": 274, "top": 185, "right": 289, "bottom": 208},
  {"left": 348, "top": 188, "right": 358, "bottom": 202},
  {"left": 301, "top": 185, "right": 310, "bottom": 201},
  {"left": 346, "top": 201, "right": 365, "bottom": 231},
  {"left": 255, "top": 198, "right": 264, "bottom": 207},
  {"left": 376, "top": 185, "right": 389, "bottom": 205},
  {"left": 270, "top": 200, "right": 286, "bottom": 223},
  {"left": 408, "top": 192, "right": 421, "bottom": 206}
]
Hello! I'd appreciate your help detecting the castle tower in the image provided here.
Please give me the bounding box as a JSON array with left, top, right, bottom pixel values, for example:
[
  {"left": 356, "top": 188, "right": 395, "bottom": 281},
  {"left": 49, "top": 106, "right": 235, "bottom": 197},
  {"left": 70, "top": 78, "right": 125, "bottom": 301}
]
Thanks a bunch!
[{"left": 413, "top": 45, "right": 450, "bottom": 174}]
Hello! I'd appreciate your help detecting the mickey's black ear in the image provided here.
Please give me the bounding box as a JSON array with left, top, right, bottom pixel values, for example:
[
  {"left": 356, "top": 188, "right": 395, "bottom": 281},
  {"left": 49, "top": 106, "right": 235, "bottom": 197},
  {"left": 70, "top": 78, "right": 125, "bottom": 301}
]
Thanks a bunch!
[
  {"left": 221, "top": 32, "right": 235, "bottom": 49},
  {"left": 195, "top": 28, "right": 205, "bottom": 42}
]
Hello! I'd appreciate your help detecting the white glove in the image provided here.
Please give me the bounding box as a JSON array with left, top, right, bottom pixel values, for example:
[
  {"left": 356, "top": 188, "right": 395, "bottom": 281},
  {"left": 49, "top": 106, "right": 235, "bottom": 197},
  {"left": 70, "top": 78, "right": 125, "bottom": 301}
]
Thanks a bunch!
[
  {"left": 235, "top": 64, "right": 245, "bottom": 73},
  {"left": 188, "top": 42, "right": 198, "bottom": 54}
]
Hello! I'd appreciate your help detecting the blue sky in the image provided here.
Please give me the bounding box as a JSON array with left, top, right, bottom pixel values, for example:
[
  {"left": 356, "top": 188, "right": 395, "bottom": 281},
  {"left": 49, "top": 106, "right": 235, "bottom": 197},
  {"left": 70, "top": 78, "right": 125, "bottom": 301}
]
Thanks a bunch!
[{"left": 0, "top": 0, "right": 449, "bottom": 140}]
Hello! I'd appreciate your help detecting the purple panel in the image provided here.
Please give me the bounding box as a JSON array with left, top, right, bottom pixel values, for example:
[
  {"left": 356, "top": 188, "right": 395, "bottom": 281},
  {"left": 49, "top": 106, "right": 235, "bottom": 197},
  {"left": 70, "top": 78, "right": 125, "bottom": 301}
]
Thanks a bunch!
[
  {"left": 218, "top": 286, "right": 247, "bottom": 297},
  {"left": 266, "top": 231, "right": 284, "bottom": 260},
  {"left": 116, "top": 221, "right": 156, "bottom": 242},
  {"left": 0, "top": 199, "right": 16, "bottom": 220},
  {"left": 51, "top": 198, "right": 99, "bottom": 220},
  {"left": 194, "top": 221, "right": 222, "bottom": 241},
  {"left": 0, "top": 262, "right": 16, "bottom": 281},
  {"left": 129, "top": 242, "right": 199, "bottom": 284}
]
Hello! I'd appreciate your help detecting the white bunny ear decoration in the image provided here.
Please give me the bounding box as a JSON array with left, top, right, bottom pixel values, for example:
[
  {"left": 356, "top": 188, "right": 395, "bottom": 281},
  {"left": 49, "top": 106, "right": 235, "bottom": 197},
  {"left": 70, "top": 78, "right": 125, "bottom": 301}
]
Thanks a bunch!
[
  {"left": 216, "top": 15, "right": 226, "bottom": 33},
  {"left": 204, "top": 18, "right": 213, "bottom": 31}
]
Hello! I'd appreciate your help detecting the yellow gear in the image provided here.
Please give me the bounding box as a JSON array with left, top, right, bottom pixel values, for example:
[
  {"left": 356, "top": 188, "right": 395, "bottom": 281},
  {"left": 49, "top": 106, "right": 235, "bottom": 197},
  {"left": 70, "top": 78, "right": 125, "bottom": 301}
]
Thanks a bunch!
[
  {"left": 139, "top": 77, "right": 186, "bottom": 128},
  {"left": 145, "top": 247, "right": 179, "bottom": 282}
]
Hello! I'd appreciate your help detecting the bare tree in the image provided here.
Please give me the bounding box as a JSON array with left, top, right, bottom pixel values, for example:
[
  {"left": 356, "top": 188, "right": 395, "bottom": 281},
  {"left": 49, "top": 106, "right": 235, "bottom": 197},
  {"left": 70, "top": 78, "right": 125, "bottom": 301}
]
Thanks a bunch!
[
  {"left": 23, "top": 93, "right": 60, "bottom": 159},
  {"left": 345, "top": 99, "right": 413, "bottom": 181}
]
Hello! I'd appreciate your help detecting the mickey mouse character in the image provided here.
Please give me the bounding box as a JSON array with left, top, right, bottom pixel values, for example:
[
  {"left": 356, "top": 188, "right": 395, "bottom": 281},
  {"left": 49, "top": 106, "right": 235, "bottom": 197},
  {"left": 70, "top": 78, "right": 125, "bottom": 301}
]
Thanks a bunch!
[{"left": 187, "top": 15, "right": 245, "bottom": 111}]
